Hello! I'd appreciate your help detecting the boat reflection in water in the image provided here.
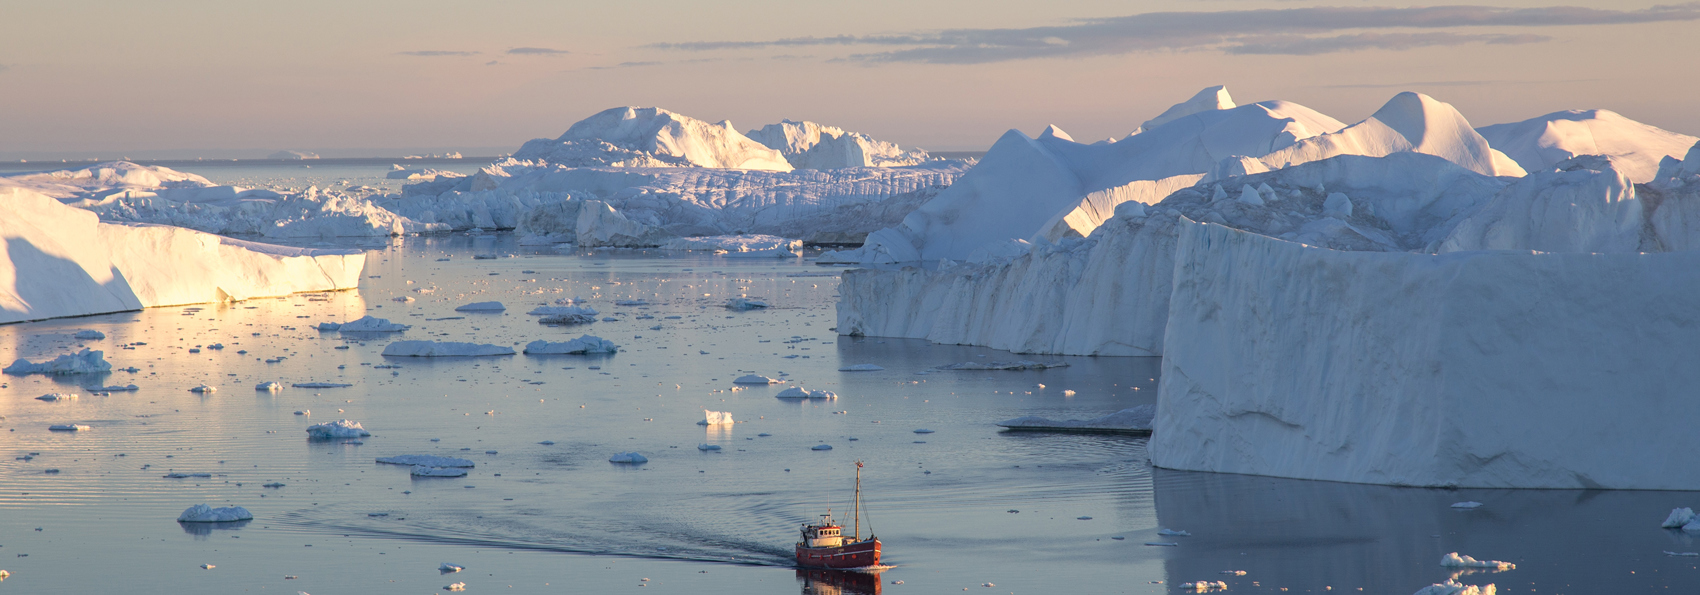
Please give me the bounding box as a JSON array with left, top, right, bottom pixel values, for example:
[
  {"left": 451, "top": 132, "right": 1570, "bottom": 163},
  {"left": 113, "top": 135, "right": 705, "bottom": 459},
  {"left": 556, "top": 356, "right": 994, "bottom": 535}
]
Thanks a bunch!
[{"left": 796, "top": 568, "right": 882, "bottom": 595}]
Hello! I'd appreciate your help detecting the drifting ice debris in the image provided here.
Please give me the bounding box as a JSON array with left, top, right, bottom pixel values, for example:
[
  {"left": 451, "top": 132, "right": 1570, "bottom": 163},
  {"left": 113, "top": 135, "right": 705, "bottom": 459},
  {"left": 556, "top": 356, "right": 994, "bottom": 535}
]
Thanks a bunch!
[
  {"left": 529, "top": 305, "right": 599, "bottom": 316},
  {"left": 997, "top": 405, "right": 1156, "bottom": 434},
  {"left": 201, "top": 564, "right": 215, "bottom": 570},
  {"left": 698, "top": 444, "right": 722, "bottom": 451},
  {"left": 539, "top": 313, "right": 598, "bottom": 325},
  {"left": 4, "top": 349, "right": 112, "bottom": 376},
  {"left": 1441, "top": 552, "right": 1515, "bottom": 570},
  {"left": 1665, "top": 551, "right": 1700, "bottom": 557},
  {"left": 1451, "top": 501, "right": 1484, "bottom": 509},
  {"left": 164, "top": 472, "right": 213, "bottom": 478},
  {"left": 811, "top": 444, "right": 833, "bottom": 450},
  {"left": 411, "top": 466, "right": 467, "bottom": 477},
  {"left": 1220, "top": 570, "right": 1247, "bottom": 576},
  {"left": 523, "top": 336, "right": 618, "bottom": 354},
  {"left": 376, "top": 455, "right": 475, "bottom": 467},
  {"left": 913, "top": 429, "right": 935, "bottom": 434},
  {"left": 700, "top": 410, "right": 734, "bottom": 425},
  {"left": 335, "top": 316, "right": 410, "bottom": 332},
  {"left": 74, "top": 330, "right": 105, "bottom": 340},
  {"left": 316, "top": 322, "right": 342, "bottom": 331},
  {"left": 84, "top": 384, "right": 139, "bottom": 392},
  {"left": 1158, "top": 528, "right": 1191, "bottom": 537},
  {"left": 49, "top": 424, "right": 90, "bottom": 431},
  {"left": 1411, "top": 580, "right": 1497, "bottom": 595},
  {"left": 775, "top": 387, "right": 836, "bottom": 399},
  {"left": 305, "top": 420, "right": 371, "bottom": 439},
  {"left": 733, "top": 374, "right": 783, "bottom": 385},
  {"left": 838, "top": 364, "right": 884, "bottom": 371},
  {"left": 934, "top": 360, "right": 1069, "bottom": 371},
  {"left": 608, "top": 452, "right": 648, "bottom": 464},
  {"left": 293, "top": 382, "right": 353, "bottom": 389},
  {"left": 1179, "top": 581, "right": 1227, "bottom": 592},
  {"left": 725, "top": 298, "right": 768, "bottom": 311},
  {"left": 189, "top": 385, "right": 216, "bottom": 393},
  {"left": 381, "top": 341, "right": 515, "bottom": 357},
  {"left": 1145, "top": 542, "right": 1179, "bottom": 547},
  {"left": 36, "top": 393, "right": 77, "bottom": 402},
  {"left": 177, "top": 504, "right": 254, "bottom": 522},
  {"left": 445, "top": 582, "right": 467, "bottom": 591},
  {"left": 256, "top": 382, "right": 284, "bottom": 391},
  {"left": 1663, "top": 507, "right": 1696, "bottom": 528},
  {"left": 454, "top": 301, "right": 506, "bottom": 312},
  {"left": 615, "top": 299, "right": 649, "bottom": 306},
  {"left": 440, "top": 563, "right": 465, "bottom": 573},
  {"left": 294, "top": 410, "right": 310, "bottom": 416}
]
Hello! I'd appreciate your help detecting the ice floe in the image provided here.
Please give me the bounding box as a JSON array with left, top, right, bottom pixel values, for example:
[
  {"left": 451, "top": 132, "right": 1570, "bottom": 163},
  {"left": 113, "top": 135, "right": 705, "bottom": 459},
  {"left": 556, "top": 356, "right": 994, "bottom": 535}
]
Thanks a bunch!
[
  {"left": 454, "top": 301, "right": 506, "bottom": 312},
  {"left": 381, "top": 341, "right": 515, "bottom": 357},
  {"left": 700, "top": 410, "right": 734, "bottom": 425},
  {"left": 305, "top": 420, "right": 371, "bottom": 439},
  {"left": 177, "top": 504, "right": 254, "bottom": 522},
  {"left": 1441, "top": 553, "right": 1515, "bottom": 570},
  {"left": 4, "top": 349, "right": 112, "bottom": 376},
  {"left": 997, "top": 405, "right": 1154, "bottom": 433},
  {"left": 74, "top": 330, "right": 105, "bottom": 340},
  {"left": 608, "top": 452, "right": 648, "bottom": 464},
  {"left": 48, "top": 424, "right": 90, "bottom": 431},
  {"left": 725, "top": 298, "right": 768, "bottom": 311},
  {"left": 411, "top": 466, "right": 468, "bottom": 477},
  {"left": 775, "top": 387, "right": 836, "bottom": 399},
  {"left": 440, "top": 563, "right": 465, "bottom": 573},
  {"left": 1411, "top": 580, "right": 1497, "bottom": 595},
  {"left": 256, "top": 381, "right": 283, "bottom": 391},
  {"left": 733, "top": 374, "right": 783, "bottom": 385},
  {"left": 523, "top": 335, "right": 618, "bottom": 354},
  {"left": 35, "top": 393, "right": 77, "bottom": 402},
  {"left": 333, "top": 316, "right": 410, "bottom": 332},
  {"left": 377, "top": 455, "right": 475, "bottom": 467}
]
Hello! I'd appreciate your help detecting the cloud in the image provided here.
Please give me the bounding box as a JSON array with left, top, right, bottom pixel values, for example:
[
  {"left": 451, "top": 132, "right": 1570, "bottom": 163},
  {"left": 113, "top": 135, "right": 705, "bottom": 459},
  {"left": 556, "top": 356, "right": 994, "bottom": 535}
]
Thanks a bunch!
[
  {"left": 583, "top": 61, "right": 663, "bottom": 71},
  {"left": 1321, "top": 78, "right": 1600, "bottom": 89},
  {"left": 650, "top": 3, "right": 1700, "bottom": 63},
  {"left": 398, "top": 50, "right": 479, "bottom": 57},
  {"left": 507, "top": 47, "right": 569, "bottom": 55}
]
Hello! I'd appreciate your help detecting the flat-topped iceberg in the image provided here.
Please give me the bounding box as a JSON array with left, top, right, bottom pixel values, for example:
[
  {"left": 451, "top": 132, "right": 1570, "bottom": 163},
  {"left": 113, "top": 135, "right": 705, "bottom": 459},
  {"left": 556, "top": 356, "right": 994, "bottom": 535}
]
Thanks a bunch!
[
  {"left": 454, "top": 301, "right": 505, "bottom": 312},
  {"left": 733, "top": 374, "right": 783, "bottom": 385},
  {"left": 334, "top": 316, "right": 410, "bottom": 332},
  {"left": 775, "top": 387, "right": 836, "bottom": 399},
  {"left": 608, "top": 452, "right": 648, "bottom": 464},
  {"left": 377, "top": 455, "right": 475, "bottom": 467},
  {"left": 177, "top": 504, "right": 253, "bottom": 522},
  {"left": 5, "top": 349, "right": 111, "bottom": 376},
  {"left": 381, "top": 341, "right": 515, "bottom": 357},
  {"left": 306, "top": 419, "right": 371, "bottom": 439},
  {"left": 523, "top": 336, "right": 618, "bottom": 355},
  {"left": 998, "top": 405, "right": 1155, "bottom": 433}
]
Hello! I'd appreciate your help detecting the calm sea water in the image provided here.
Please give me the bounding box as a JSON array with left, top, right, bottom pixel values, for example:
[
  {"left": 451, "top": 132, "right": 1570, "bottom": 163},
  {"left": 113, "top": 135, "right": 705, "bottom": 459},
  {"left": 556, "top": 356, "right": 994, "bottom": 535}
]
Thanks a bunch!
[{"left": 1, "top": 167, "right": 1698, "bottom": 594}]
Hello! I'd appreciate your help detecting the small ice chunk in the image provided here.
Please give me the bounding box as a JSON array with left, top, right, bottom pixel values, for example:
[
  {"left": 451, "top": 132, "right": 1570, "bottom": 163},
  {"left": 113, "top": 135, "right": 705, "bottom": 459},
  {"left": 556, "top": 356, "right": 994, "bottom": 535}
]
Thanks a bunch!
[
  {"left": 1663, "top": 507, "right": 1695, "bottom": 528},
  {"left": 445, "top": 582, "right": 467, "bottom": 591},
  {"left": 1158, "top": 528, "right": 1191, "bottom": 537},
  {"left": 336, "top": 316, "right": 411, "bottom": 332},
  {"left": 733, "top": 374, "right": 783, "bottom": 385},
  {"left": 454, "top": 301, "right": 506, "bottom": 312},
  {"left": 164, "top": 472, "right": 213, "bottom": 478},
  {"left": 177, "top": 504, "right": 254, "bottom": 522},
  {"left": 292, "top": 382, "right": 353, "bottom": 389},
  {"left": 36, "top": 393, "right": 77, "bottom": 402},
  {"left": 725, "top": 298, "right": 768, "bottom": 311},
  {"left": 411, "top": 466, "right": 467, "bottom": 477},
  {"left": 1665, "top": 551, "right": 1700, "bottom": 557},
  {"left": 256, "top": 382, "right": 284, "bottom": 392},
  {"left": 1411, "top": 580, "right": 1497, "bottom": 595},
  {"left": 698, "top": 444, "right": 722, "bottom": 451},
  {"left": 48, "top": 424, "right": 90, "bottom": 431},
  {"left": 74, "top": 330, "right": 105, "bottom": 340},
  {"left": 523, "top": 336, "right": 618, "bottom": 355},
  {"left": 775, "top": 387, "right": 836, "bottom": 399},
  {"left": 1451, "top": 501, "right": 1484, "bottom": 509},
  {"left": 1237, "top": 184, "right": 1264, "bottom": 206},
  {"left": 1179, "top": 581, "right": 1227, "bottom": 592},
  {"left": 838, "top": 364, "right": 884, "bottom": 371},
  {"left": 608, "top": 452, "right": 648, "bottom": 464},
  {"left": 440, "top": 563, "right": 465, "bottom": 573},
  {"left": 1324, "top": 192, "right": 1353, "bottom": 218},
  {"left": 306, "top": 420, "right": 371, "bottom": 439},
  {"left": 1144, "top": 542, "right": 1178, "bottom": 547},
  {"left": 528, "top": 305, "right": 599, "bottom": 317},
  {"left": 189, "top": 385, "right": 217, "bottom": 393},
  {"left": 811, "top": 444, "right": 832, "bottom": 450},
  {"left": 377, "top": 455, "right": 475, "bottom": 467},
  {"left": 700, "top": 410, "right": 734, "bottom": 425},
  {"left": 1440, "top": 552, "right": 1515, "bottom": 570},
  {"left": 200, "top": 564, "right": 215, "bottom": 570},
  {"left": 316, "top": 322, "right": 342, "bottom": 331}
]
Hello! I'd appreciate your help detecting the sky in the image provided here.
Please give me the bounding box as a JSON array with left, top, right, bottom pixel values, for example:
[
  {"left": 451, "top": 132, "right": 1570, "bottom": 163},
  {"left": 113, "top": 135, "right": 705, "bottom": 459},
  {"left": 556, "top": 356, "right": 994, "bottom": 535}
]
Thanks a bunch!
[{"left": 2, "top": 0, "right": 1696, "bottom": 158}]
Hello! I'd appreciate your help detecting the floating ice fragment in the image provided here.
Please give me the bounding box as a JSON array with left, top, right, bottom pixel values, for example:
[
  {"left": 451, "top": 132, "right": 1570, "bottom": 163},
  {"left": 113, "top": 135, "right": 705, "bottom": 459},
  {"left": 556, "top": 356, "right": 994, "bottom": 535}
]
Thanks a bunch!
[
  {"left": 164, "top": 472, "right": 213, "bottom": 478},
  {"left": 1220, "top": 570, "right": 1247, "bottom": 576},
  {"left": 257, "top": 382, "right": 283, "bottom": 391},
  {"left": 201, "top": 564, "right": 215, "bottom": 570},
  {"left": 1180, "top": 580, "right": 1227, "bottom": 592},
  {"left": 1665, "top": 551, "right": 1700, "bottom": 557},
  {"left": 733, "top": 374, "right": 783, "bottom": 385},
  {"left": 454, "top": 301, "right": 505, "bottom": 312},
  {"left": 377, "top": 455, "right": 475, "bottom": 467},
  {"left": 35, "top": 393, "right": 77, "bottom": 402},
  {"left": 1144, "top": 542, "right": 1179, "bottom": 547},
  {"left": 998, "top": 405, "right": 1155, "bottom": 433},
  {"left": 524, "top": 336, "right": 618, "bottom": 354},
  {"left": 178, "top": 504, "right": 254, "bottom": 522},
  {"left": 1441, "top": 552, "right": 1514, "bottom": 570},
  {"left": 608, "top": 452, "right": 648, "bottom": 464},
  {"left": 1663, "top": 507, "right": 1695, "bottom": 528},
  {"left": 5, "top": 349, "right": 112, "bottom": 376},
  {"left": 698, "top": 444, "right": 722, "bottom": 451},
  {"left": 336, "top": 316, "right": 411, "bottom": 332},
  {"left": 381, "top": 341, "right": 514, "bottom": 357},
  {"left": 84, "top": 384, "right": 138, "bottom": 392},
  {"left": 306, "top": 420, "right": 371, "bottom": 439},
  {"left": 838, "top": 364, "right": 884, "bottom": 371},
  {"left": 440, "top": 563, "right": 465, "bottom": 573},
  {"left": 775, "top": 387, "right": 836, "bottom": 399},
  {"left": 914, "top": 429, "right": 934, "bottom": 434},
  {"left": 539, "top": 441, "right": 556, "bottom": 445},
  {"left": 1451, "top": 501, "right": 1484, "bottom": 509},
  {"left": 445, "top": 582, "right": 466, "bottom": 591},
  {"left": 316, "top": 322, "right": 342, "bottom": 331},
  {"left": 411, "top": 466, "right": 467, "bottom": 477},
  {"left": 292, "top": 383, "right": 353, "bottom": 389},
  {"left": 189, "top": 385, "right": 217, "bottom": 393},
  {"left": 933, "top": 360, "right": 1067, "bottom": 371},
  {"left": 1158, "top": 528, "right": 1191, "bottom": 537},
  {"left": 74, "top": 330, "right": 105, "bottom": 340},
  {"left": 700, "top": 410, "right": 734, "bottom": 425},
  {"left": 48, "top": 424, "right": 90, "bottom": 431},
  {"left": 725, "top": 298, "right": 768, "bottom": 311},
  {"left": 1411, "top": 580, "right": 1496, "bottom": 595},
  {"left": 811, "top": 444, "right": 833, "bottom": 450}
]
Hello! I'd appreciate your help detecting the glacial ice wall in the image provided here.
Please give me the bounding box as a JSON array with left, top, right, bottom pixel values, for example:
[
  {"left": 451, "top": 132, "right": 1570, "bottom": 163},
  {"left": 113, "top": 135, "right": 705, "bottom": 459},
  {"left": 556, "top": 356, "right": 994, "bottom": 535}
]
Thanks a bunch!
[
  {"left": 1150, "top": 220, "right": 1700, "bottom": 489},
  {"left": 0, "top": 185, "right": 364, "bottom": 324}
]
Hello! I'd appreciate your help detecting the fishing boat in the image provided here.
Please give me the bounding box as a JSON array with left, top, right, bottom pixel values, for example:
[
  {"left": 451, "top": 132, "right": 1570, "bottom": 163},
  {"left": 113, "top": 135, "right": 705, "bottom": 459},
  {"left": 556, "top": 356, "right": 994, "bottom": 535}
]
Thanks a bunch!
[{"left": 795, "top": 460, "right": 881, "bottom": 569}]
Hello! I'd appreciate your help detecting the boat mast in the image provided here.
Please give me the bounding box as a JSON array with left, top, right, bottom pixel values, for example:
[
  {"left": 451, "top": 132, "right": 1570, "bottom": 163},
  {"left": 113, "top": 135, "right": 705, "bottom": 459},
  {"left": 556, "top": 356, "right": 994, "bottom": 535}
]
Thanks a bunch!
[{"left": 853, "top": 460, "right": 862, "bottom": 540}]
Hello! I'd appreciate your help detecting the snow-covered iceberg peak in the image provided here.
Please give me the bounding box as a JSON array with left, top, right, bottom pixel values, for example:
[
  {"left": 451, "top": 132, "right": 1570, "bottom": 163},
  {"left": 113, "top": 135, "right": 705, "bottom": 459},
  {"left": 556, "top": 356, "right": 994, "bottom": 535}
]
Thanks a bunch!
[
  {"left": 1477, "top": 108, "right": 1699, "bottom": 183},
  {"left": 746, "top": 120, "right": 929, "bottom": 169},
  {"left": 1246, "top": 92, "right": 1526, "bottom": 178},
  {"left": 1136, "top": 85, "right": 1236, "bottom": 134},
  {"left": 513, "top": 106, "right": 793, "bottom": 171}
]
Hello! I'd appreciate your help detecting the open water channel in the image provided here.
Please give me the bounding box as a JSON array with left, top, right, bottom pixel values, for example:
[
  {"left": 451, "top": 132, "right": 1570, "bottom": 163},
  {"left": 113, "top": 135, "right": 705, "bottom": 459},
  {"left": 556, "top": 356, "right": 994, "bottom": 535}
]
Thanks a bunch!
[{"left": 1, "top": 164, "right": 1698, "bottom": 594}]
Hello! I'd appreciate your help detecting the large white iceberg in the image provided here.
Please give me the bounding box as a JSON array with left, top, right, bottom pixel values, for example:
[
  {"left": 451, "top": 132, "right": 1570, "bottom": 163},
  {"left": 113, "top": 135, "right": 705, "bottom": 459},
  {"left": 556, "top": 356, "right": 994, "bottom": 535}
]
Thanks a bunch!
[
  {"left": 1231, "top": 92, "right": 1526, "bottom": 179},
  {"left": 512, "top": 106, "right": 792, "bottom": 171},
  {"left": 746, "top": 120, "right": 930, "bottom": 169},
  {"left": 1149, "top": 220, "right": 1700, "bottom": 489},
  {"left": 177, "top": 504, "right": 254, "bottom": 522},
  {"left": 1478, "top": 109, "right": 1697, "bottom": 183},
  {"left": 5, "top": 349, "right": 112, "bottom": 376},
  {"left": 381, "top": 341, "right": 516, "bottom": 357},
  {"left": 0, "top": 185, "right": 365, "bottom": 324}
]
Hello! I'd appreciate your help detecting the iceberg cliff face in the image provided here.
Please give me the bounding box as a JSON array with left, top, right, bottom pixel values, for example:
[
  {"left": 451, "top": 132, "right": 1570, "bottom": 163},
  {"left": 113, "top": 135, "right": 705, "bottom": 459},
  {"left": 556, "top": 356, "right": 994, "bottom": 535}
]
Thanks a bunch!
[
  {"left": 0, "top": 185, "right": 364, "bottom": 324},
  {"left": 746, "top": 120, "right": 930, "bottom": 169},
  {"left": 513, "top": 106, "right": 793, "bottom": 171},
  {"left": 1151, "top": 220, "right": 1700, "bottom": 489},
  {"left": 1478, "top": 109, "right": 1698, "bottom": 183}
]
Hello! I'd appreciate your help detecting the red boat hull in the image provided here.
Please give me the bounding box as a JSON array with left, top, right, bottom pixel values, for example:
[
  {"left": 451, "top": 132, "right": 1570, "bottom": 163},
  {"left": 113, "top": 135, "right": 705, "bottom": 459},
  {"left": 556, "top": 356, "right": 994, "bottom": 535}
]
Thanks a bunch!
[{"left": 795, "top": 538, "right": 880, "bottom": 569}]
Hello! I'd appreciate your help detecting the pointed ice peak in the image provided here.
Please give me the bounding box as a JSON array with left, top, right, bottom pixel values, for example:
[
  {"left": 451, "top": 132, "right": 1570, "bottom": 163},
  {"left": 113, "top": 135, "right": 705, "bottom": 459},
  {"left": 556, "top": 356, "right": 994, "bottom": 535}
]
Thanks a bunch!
[
  {"left": 1138, "top": 85, "right": 1237, "bottom": 133},
  {"left": 1038, "top": 125, "right": 1074, "bottom": 142},
  {"left": 1367, "top": 92, "right": 1448, "bottom": 147},
  {"left": 715, "top": 119, "right": 736, "bottom": 131}
]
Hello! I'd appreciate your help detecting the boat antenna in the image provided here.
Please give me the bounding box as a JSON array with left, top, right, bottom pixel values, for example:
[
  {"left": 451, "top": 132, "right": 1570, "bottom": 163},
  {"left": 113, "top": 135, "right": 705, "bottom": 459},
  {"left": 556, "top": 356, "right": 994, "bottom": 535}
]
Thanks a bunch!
[{"left": 853, "top": 460, "right": 862, "bottom": 540}]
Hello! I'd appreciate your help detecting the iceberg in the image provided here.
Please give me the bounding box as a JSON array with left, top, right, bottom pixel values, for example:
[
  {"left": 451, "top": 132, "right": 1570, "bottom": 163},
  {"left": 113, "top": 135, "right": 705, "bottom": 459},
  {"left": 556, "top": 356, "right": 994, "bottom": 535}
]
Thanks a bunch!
[
  {"left": 376, "top": 455, "right": 475, "bottom": 467},
  {"left": 732, "top": 374, "right": 783, "bottom": 384},
  {"left": 1440, "top": 553, "right": 1515, "bottom": 570},
  {"left": 454, "top": 301, "right": 505, "bottom": 312},
  {"left": 996, "top": 405, "right": 1154, "bottom": 433},
  {"left": 700, "top": 410, "right": 734, "bottom": 425},
  {"left": 1664, "top": 508, "right": 1696, "bottom": 528},
  {"left": 1412, "top": 581, "right": 1497, "bottom": 595},
  {"left": 775, "top": 387, "right": 836, "bottom": 399},
  {"left": 382, "top": 341, "right": 515, "bottom": 357},
  {"left": 334, "top": 315, "right": 410, "bottom": 332},
  {"left": 177, "top": 504, "right": 253, "bottom": 523},
  {"left": 746, "top": 119, "right": 930, "bottom": 169},
  {"left": 256, "top": 381, "right": 283, "bottom": 391},
  {"left": 5, "top": 349, "right": 112, "bottom": 376},
  {"left": 74, "top": 330, "right": 105, "bottom": 340},
  {"left": 1478, "top": 109, "right": 1697, "bottom": 183},
  {"left": 0, "top": 185, "right": 365, "bottom": 324},
  {"left": 608, "top": 452, "right": 648, "bottom": 464},
  {"left": 513, "top": 106, "right": 792, "bottom": 171},
  {"left": 306, "top": 420, "right": 371, "bottom": 439},
  {"left": 35, "top": 393, "right": 78, "bottom": 401},
  {"left": 1236, "top": 92, "right": 1526, "bottom": 179},
  {"left": 523, "top": 335, "right": 618, "bottom": 354},
  {"left": 725, "top": 298, "right": 767, "bottom": 311}
]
